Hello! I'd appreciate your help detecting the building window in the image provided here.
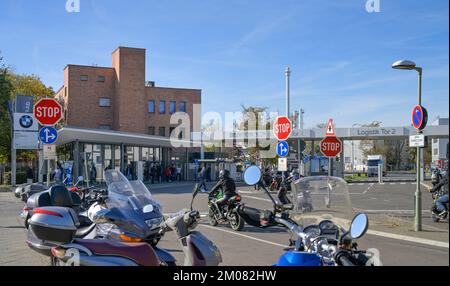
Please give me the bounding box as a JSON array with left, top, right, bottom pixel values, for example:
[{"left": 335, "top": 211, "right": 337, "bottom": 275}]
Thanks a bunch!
[
  {"left": 99, "top": 98, "right": 111, "bottom": 107},
  {"left": 80, "top": 75, "right": 88, "bottom": 81},
  {"left": 433, "top": 148, "right": 438, "bottom": 156},
  {"left": 179, "top": 101, "right": 186, "bottom": 112},
  {"left": 159, "top": 100, "right": 166, "bottom": 114},
  {"left": 169, "top": 101, "right": 176, "bottom": 114},
  {"left": 169, "top": 127, "right": 175, "bottom": 137},
  {"left": 99, "top": 124, "right": 111, "bottom": 130},
  {"left": 148, "top": 126, "right": 155, "bottom": 135},
  {"left": 64, "top": 87, "right": 67, "bottom": 97},
  {"left": 159, "top": 127, "right": 166, "bottom": 137},
  {"left": 148, "top": 100, "right": 155, "bottom": 113},
  {"left": 97, "top": 75, "right": 106, "bottom": 82}
]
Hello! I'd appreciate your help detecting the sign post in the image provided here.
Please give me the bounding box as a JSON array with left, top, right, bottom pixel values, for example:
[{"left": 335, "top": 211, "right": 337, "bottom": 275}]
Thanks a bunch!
[
  {"left": 320, "top": 119, "right": 342, "bottom": 177},
  {"left": 34, "top": 98, "right": 63, "bottom": 187},
  {"left": 274, "top": 116, "right": 293, "bottom": 173},
  {"left": 411, "top": 104, "right": 428, "bottom": 232}
]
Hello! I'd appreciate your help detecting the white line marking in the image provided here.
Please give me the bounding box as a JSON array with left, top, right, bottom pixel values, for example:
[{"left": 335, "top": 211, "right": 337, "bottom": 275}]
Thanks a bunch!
[
  {"left": 390, "top": 183, "right": 396, "bottom": 185},
  {"left": 364, "top": 210, "right": 430, "bottom": 213},
  {"left": 358, "top": 183, "right": 364, "bottom": 186},
  {"left": 243, "top": 195, "right": 273, "bottom": 203},
  {"left": 363, "top": 183, "right": 374, "bottom": 194},
  {"left": 400, "top": 183, "right": 406, "bottom": 185},
  {"left": 367, "top": 230, "right": 449, "bottom": 249},
  {"left": 199, "top": 224, "right": 288, "bottom": 248}
]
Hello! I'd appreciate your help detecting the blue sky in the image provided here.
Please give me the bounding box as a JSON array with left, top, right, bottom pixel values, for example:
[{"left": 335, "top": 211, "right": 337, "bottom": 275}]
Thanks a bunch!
[{"left": 0, "top": 0, "right": 448, "bottom": 128}]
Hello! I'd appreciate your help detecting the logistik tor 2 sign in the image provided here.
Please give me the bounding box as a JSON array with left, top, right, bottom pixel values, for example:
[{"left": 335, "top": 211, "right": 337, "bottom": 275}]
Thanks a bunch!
[{"left": 355, "top": 128, "right": 402, "bottom": 137}]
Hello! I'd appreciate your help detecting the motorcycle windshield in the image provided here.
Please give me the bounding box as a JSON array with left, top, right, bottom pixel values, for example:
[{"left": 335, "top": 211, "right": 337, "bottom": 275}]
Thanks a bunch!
[
  {"left": 103, "top": 170, "right": 163, "bottom": 238},
  {"left": 291, "top": 176, "right": 354, "bottom": 228}
]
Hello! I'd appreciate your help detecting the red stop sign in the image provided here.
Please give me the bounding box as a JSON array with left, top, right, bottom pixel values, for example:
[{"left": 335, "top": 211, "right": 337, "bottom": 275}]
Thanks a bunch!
[
  {"left": 273, "top": 116, "right": 292, "bottom": 141},
  {"left": 33, "top": 98, "right": 63, "bottom": 126},
  {"left": 320, "top": 136, "right": 342, "bottom": 158}
]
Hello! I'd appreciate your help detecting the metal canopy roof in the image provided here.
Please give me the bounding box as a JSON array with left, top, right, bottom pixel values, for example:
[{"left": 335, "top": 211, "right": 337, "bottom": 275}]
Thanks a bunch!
[{"left": 57, "top": 126, "right": 193, "bottom": 147}]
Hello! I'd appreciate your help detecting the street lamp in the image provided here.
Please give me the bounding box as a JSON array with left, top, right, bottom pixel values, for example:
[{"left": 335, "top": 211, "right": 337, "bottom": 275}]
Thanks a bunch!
[
  {"left": 392, "top": 59, "right": 423, "bottom": 232},
  {"left": 351, "top": 123, "right": 362, "bottom": 172}
]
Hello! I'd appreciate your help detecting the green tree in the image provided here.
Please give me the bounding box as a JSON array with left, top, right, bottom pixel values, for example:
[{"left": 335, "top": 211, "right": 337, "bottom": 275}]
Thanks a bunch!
[
  {"left": 0, "top": 54, "right": 13, "bottom": 163},
  {"left": 0, "top": 53, "right": 55, "bottom": 163}
]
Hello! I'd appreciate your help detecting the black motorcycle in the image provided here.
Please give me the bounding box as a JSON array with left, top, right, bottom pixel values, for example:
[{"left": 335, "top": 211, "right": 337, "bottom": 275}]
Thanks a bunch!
[{"left": 207, "top": 191, "right": 245, "bottom": 231}]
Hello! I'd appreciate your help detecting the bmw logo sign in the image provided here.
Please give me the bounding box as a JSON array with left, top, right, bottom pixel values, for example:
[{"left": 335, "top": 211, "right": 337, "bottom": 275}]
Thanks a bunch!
[{"left": 19, "top": 115, "right": 33, "bottom": 129}]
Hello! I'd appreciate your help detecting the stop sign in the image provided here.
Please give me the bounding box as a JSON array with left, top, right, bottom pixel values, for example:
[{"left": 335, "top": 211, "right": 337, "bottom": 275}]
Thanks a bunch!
[
  {"left": 320, "top": 136, "right": 342, "bottom": 158},
  {"left": 273, "top": 116, "right": 292, "bottom": 141},
  {"left": 33, "top": 98, "right": 63, "bottom": 126}
]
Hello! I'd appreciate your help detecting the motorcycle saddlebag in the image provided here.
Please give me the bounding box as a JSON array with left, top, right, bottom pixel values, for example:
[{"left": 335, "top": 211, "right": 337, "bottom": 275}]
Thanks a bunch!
[
  {"left": 237, "top": 205, "right": 263, "bottom": 227},
  {"left": 29, "top": 207, "right": 80, "bottom": 245}
]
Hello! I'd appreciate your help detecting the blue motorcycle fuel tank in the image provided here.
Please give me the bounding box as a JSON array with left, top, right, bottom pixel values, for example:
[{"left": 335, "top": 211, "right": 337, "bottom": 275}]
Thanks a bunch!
[{"left": 275, "top": 251, "right": 322, "bottom": 266}]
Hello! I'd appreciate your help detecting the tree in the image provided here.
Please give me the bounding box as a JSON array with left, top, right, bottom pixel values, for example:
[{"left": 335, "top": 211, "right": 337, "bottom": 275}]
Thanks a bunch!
[
  {"left": 236, "top": 105, "right": 276, "bottom": 165},
  {"left": 0, "top": 52, "right": 55, "bottom": 163},
  {"left": 0, "top": 53, "right": 13, "bottom": 163}
]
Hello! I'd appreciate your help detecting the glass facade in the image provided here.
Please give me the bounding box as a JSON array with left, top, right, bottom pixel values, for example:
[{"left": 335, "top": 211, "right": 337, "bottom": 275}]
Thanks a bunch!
[{"left": 56, "top": 142, "right": 168, "bottom": 183}]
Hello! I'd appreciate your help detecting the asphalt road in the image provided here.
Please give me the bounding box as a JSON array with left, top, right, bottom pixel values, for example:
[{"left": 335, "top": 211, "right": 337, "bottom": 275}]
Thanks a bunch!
[
  {"left": 0, "top": 180, "right": 448, "bottom": 266},
  {"left": 152, "top": 181, "right": 449, "bottom": 266}
]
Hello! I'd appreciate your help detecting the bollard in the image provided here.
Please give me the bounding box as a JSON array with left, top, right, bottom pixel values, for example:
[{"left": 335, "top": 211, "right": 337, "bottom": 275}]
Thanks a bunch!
[{"left": 378, "top": 164, "right": 383, "bottom": 184}]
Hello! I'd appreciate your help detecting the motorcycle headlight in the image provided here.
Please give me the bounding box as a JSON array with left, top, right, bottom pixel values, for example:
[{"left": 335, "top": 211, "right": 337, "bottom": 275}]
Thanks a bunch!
[{"left": 145, "top": 217, "right": 164, "bottom": 230}]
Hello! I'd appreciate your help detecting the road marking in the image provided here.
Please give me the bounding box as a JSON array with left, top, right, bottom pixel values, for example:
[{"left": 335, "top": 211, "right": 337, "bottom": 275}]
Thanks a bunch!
[
  {"left": 367, "top": 230, "right": 449, "bottom": 249},
  {"left": 364, "top": 210, "right": 430, "bottom": 213},
  {"left": 400, "top": 183, "right": 406, "bottom": 185},
  {"left": 390, "top": 183, "right": 396, "bottom": 185},
  {"left": 243, "top": 195, "right": 273, "bottom": 203},
  {"left": 363, "top": 183, "right": 374, "bottom": 194},
  {"left": 199, "top": 224, "right": 288, "bottom": 248}
]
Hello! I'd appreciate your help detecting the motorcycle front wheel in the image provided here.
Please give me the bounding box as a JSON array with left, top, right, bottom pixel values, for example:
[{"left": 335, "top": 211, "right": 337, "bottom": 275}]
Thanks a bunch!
[
  {"left": 228, "top": 211, "right": 244, "bottom": 231},
  {"left": 208, "top": 208, "right": 218, "bottom": 226}
]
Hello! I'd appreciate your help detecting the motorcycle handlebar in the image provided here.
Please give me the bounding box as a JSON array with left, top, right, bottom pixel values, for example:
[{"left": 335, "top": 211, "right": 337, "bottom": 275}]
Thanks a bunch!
[{"left": 334, "top": 250, "right": 356, "bottom": 266}]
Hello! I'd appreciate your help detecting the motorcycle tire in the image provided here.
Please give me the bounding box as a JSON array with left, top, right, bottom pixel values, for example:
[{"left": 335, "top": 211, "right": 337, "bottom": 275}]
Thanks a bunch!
[
  {"left": 229, "top": 211, "right": 244, "bottom": 231},
  {"left": 208, "top": 209, "right": 218, "bottom": 226},
  {"left": 24, "top": 213, "right": 30, "bottom": 229}
]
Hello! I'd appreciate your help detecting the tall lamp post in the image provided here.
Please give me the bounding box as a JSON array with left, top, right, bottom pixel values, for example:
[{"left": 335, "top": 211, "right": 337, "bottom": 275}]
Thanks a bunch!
[
  {"left": 352, "top": 123, "right": 362, "bottom": 172},
  {"left": 392, "top": 59, "right": 423, "bottom": 232}
]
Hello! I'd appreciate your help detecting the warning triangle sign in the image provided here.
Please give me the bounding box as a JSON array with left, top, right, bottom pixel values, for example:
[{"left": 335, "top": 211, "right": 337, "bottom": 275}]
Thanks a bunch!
[{"left": 325, "top": 118, "right": 335, "bottom": 136}]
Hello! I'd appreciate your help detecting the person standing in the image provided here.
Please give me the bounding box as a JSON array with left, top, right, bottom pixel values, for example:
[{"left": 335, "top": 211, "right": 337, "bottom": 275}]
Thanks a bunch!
[
  {"left": 206, "top": 165, "right": 212, "bottom": 182},
  {"left": 150, "top": 164, "right": 156, "bottom": 184},
  {"left": 176, "top": 165, "right": 182, "bottom": 181},
  {"left": 156, "top": 164, "right": 162, "bottom": 183},
  {"left": 164, "top": 166, "right": 172, "bottom": 182},
  {"left": 26, "top": 164, "right": 34, "bottom": 184},
  {"left": 198, "top": 166, "right": 207, "bottom": 192}
]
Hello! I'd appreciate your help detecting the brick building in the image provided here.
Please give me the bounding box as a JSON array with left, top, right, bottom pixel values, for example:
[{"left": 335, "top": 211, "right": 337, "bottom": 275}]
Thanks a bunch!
[
  {"left": 55, "top": 47, "right": 201, "bottom": 136},
  {"left": 53, "top": 47, "right": 202, "bottom": 182}
]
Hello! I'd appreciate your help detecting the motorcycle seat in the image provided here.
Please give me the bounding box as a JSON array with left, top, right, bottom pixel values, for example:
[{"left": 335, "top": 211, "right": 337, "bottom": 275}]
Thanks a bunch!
[
  {"left": 75, "top": 223, "right": 96, "bottom": 238},
  {"left": 73, "top": 239, "right": 161, "bottom": 266}
]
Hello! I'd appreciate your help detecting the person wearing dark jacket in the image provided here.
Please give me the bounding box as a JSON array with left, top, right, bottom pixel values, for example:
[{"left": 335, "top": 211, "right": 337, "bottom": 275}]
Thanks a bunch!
[
  {"left": 208, "top": 169, "right": 237, "bottom": 218},
  {"left": 431, "top": 165, "right": 449, "bottom": 216}
]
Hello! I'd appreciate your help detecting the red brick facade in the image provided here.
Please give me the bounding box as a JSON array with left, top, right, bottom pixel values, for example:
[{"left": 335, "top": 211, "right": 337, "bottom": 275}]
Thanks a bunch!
[{"left": 55, "top": 47, "right": 201, "bottom": 137}]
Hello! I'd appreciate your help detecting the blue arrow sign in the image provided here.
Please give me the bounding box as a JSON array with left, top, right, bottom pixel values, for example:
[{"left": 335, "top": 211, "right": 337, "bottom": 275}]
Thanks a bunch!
[
  {"left": 276, "top": 141, "right": 289, "bottom": 157},
  {"left": 39, "top": 126, "right": 58, "bottom": 145}
]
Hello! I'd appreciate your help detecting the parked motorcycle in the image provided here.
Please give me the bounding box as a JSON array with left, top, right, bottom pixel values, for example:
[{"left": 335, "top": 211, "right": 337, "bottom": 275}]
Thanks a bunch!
[
  {"left": 207, "top": 190, "right": 245, "bottom": 231},
  {"left": 238, "top": 165, "right": 380, "bottom": 266},
  {"left": 28, "top": 184, "right": 222, "bottom": 266},
  {"left": 431, "top": 190, "right": 449, "bottom": 223}
]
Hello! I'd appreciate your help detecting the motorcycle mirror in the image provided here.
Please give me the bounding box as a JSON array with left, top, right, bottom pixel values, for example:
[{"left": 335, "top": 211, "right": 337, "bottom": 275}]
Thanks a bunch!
[
  {"left": 244, "top": 166, "right": 262, "bottom": 186},
  {"left": 349, "top": 213, "right": 369, "bottom": 239}
]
